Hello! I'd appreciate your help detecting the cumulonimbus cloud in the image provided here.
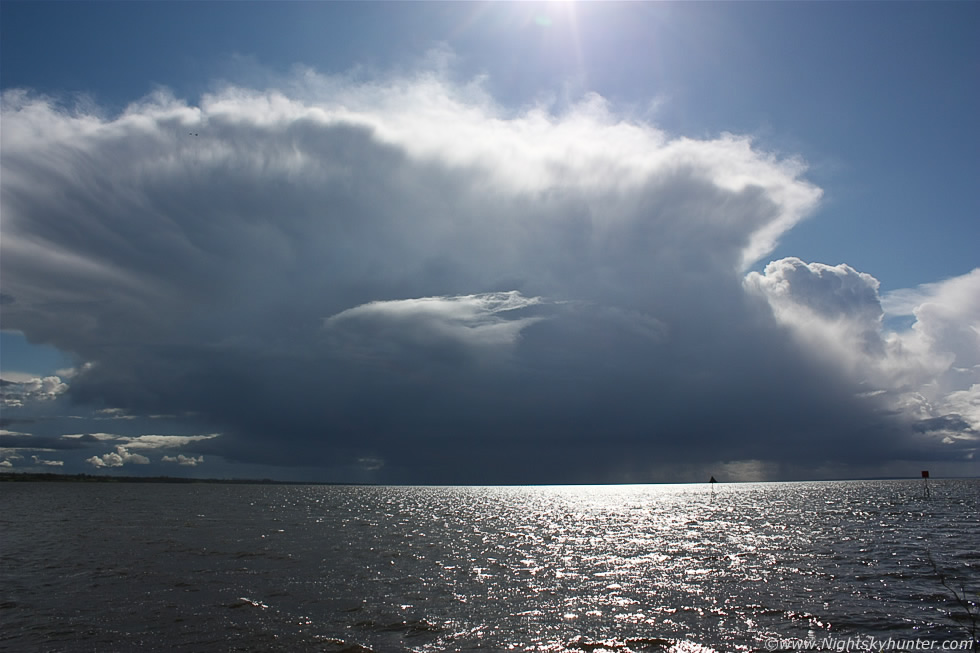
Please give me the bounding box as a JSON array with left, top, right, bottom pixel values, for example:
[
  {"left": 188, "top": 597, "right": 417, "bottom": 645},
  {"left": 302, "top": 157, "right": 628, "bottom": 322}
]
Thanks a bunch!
[{"left": 1, "top": 67, "right": 974, "bottom": 481}]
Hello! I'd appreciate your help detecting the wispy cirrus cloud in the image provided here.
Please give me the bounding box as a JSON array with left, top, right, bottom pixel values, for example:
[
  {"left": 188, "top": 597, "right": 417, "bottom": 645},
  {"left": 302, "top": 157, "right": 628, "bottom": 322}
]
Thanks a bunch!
[
  {"left": 118, "top": 434, "right": 221, "bottom": 449},
  {"left": 60, "top": 432, "right": 221, "bottom": 450}
]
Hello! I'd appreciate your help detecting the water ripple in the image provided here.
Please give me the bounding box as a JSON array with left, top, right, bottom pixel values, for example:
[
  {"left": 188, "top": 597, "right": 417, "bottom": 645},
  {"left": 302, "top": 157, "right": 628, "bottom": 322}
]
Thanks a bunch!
[{"left": 1, "top": 480, "right": 976, "bottom": 651}]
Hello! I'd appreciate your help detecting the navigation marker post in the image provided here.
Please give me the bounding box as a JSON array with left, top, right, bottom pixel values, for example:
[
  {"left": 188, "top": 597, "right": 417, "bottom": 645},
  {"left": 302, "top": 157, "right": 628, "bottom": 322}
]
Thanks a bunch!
[{"left": 921, "top": 470, "right": 930, "bottom": 498}]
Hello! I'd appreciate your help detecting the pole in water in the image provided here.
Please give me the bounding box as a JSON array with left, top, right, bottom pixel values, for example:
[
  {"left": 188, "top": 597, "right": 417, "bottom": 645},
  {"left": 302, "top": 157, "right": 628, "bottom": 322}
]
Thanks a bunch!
[
  {"left": 921, "top": 470, "right": 929, "bottom": 498},
  {"left": 709, "top": 476, "right": 717, "bottom": 498}
]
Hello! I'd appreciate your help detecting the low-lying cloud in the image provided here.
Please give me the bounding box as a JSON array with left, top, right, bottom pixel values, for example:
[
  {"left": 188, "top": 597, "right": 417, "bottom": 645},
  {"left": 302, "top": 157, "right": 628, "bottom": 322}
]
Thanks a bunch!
[
  {"left": 162, "top": 454, "right": 204, "bottom": 466},
  {"left": 1, "top": 375, "right": 68, "bottom": 408},
  {"left": 1, "top": 68, "right": 975, "bottom": 482},
  {"left": 86, "top": 445, "right": 150, "bottom": 468}
]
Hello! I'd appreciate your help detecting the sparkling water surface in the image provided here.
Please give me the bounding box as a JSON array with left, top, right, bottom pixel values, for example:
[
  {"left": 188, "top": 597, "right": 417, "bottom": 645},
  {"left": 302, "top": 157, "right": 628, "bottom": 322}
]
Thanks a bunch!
[{"left": 2, "top": 480, "right": 977, "bottom": 652}]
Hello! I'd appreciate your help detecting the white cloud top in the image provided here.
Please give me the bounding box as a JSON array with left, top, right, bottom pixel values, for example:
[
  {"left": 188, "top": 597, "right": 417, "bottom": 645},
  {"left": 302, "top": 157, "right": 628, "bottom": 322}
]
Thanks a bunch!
[{"left": 748, "top": 260, "right": 980, "bottom": 437}]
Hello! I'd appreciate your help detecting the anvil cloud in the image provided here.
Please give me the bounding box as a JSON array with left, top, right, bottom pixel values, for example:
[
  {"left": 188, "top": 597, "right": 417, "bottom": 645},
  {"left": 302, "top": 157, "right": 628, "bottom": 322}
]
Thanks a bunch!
[{"left": 1, "top": 71, "right": 976, "bottom": 482}]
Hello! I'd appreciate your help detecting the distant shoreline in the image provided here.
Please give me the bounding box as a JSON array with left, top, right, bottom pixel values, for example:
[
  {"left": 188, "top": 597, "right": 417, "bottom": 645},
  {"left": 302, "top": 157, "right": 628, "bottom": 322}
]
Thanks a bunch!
[
  {"left": 0, "top": 472, "right": 350, "bottom": 485},
  {"left": 1, "top": 472, "right": 974, "bottom": 485}
]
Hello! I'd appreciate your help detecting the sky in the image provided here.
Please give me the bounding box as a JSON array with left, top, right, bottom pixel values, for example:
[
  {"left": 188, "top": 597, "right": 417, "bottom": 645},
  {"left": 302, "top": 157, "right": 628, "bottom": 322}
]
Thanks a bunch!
[{"left": 1, "top": 1, "right": 977, "bottom": 484}]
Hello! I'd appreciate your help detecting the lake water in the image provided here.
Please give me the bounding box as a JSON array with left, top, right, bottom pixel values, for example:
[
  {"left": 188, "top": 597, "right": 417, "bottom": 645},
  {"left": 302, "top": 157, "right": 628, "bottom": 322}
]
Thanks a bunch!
[{"left": 1, "top": 480, "right": 977, "bottom": 652}]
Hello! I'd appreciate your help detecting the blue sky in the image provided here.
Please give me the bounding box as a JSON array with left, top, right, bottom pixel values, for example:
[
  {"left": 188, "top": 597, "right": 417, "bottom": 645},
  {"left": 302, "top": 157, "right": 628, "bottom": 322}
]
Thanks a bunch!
[{"left": 1, "top": 2, "right": 977, "bottom": 482}]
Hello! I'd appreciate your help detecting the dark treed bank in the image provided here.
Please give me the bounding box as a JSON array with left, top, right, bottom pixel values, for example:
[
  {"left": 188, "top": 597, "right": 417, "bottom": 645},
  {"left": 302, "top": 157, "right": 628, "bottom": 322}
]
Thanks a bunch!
[{"left": 0, "top": 472, "right": 353, "bottom": 485}]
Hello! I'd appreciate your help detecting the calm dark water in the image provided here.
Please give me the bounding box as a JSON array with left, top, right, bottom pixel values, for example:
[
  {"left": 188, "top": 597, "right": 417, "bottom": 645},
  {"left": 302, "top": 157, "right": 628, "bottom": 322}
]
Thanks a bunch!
[{"left": 1, "top": 480, "right": 977, "bottom": 652}]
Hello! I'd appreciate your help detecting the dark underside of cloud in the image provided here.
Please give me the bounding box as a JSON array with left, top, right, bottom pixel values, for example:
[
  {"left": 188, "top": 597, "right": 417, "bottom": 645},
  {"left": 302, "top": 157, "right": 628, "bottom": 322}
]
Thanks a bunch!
[{"left": 1, "top": 75, "right": 976, "bottom": 482}]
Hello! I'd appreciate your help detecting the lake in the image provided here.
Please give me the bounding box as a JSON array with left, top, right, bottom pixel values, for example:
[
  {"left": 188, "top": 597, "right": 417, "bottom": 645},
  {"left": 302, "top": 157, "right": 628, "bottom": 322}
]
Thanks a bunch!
[{"left": 1, "top": 479, "right": 977, "bottom": 652}]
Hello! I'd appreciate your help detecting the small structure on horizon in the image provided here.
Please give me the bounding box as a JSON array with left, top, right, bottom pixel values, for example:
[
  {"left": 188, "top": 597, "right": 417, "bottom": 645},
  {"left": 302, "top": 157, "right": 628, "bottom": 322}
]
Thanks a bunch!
[{"left": 921, "top": 470, "right": 930, "bottom": 498}]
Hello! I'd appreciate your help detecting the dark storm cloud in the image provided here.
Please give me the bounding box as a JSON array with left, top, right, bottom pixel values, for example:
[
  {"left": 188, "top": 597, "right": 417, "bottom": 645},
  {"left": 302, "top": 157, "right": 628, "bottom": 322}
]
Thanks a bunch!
[{"left": 1, "top": 73, "right": 975, "bottom": 482}]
